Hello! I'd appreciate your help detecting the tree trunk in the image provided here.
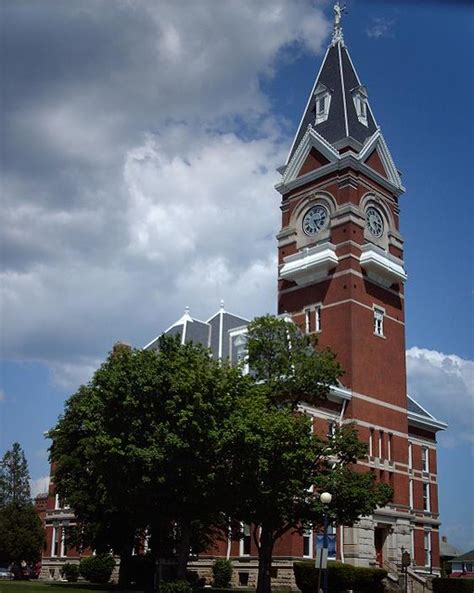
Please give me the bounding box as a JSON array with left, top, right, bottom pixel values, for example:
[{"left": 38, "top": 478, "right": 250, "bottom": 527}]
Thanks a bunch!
[
  {"left": 256, "top": 527, "right": 274, "bottom": 593},
  {"left": 176, "top": 520, "right": 191, "bottom": 580},
  {"left": 118, "top": 539, "right": 134, "bottom": 588}
]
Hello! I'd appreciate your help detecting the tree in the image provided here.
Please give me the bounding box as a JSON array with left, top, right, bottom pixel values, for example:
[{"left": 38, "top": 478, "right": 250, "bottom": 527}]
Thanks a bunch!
[
  {"left": 50, "top": 338, "right": 249, "bottom": 585},
  {"left": 0, "top": 442, "right": 31, "bottom": 506},
  {"left": 0, "top": 443, "right": 44, "bottom": 567},
  {"left": 222, "top": 316, "right": 392, "bottom": 593},
  {"left": 0, "top": 502, "right": 45, "bottom": 565}
]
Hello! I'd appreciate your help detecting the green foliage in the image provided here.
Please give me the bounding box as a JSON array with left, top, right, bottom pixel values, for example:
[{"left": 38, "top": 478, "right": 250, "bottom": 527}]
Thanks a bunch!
[
  {"left": 0, "top": 442, "right": 31, "bottom": 506},
  {"left": 0, "top": 502, "right": 45, "bottom": 564},
  {"left": 432, "top": 578, "right": 474, "bottom": 593},
  {"left": 161, "top": 580, "right": 192, "bottom": 593},
  {"left": 293, "top": 560, "right": 387, "bottom": 593},
  {"left": 79, "top": 554, "right": 115, "bottom": 583},
  {"left": 247, "top": 315, "right": 342, "bottom": 408},
  {"left": 212, "top": 558, "right": 233, "bottom": 587},
  {"left": 61, "top": 563, "right": 80, "bottom": 582}
]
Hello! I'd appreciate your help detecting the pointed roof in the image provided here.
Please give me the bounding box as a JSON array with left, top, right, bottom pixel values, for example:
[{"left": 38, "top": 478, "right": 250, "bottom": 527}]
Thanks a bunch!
[{"left": 286, "top": 31, "right": 378, "bottom": 164}]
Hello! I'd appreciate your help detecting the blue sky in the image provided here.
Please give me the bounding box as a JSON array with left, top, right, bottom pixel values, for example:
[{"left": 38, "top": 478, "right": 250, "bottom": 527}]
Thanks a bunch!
[{"left": 1, "top": 0, "right": 472, "bottom": 551}]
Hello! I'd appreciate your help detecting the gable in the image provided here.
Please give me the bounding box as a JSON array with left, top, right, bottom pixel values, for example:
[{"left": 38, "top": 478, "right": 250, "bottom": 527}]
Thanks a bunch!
[
  {"left": 297, "top": 147, "right": 330, "bottom": 177},
  {"left": 365, "top": 148, "right": 389, "bottom": 179}
]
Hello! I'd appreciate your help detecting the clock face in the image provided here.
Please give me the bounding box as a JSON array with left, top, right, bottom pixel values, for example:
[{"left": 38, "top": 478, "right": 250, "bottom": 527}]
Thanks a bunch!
[
  {"left": 366, "top": 207, "right": 384, "bottom": 237},
  {"left": 302, "top": 205, "right": 329, "bottom": 236}
]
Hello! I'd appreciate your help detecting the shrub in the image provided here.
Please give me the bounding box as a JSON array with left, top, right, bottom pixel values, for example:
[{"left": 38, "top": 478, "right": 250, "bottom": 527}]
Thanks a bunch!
[
  {"left": 212, "top": 558, "right": 233, "bottom": 588},
  {"left": 79, "top": 554, "right": 115, "bottom": 584},
  {"left": 161, "top": 580, "right": 193, "bottom": 593},
  {"left": 432, "top": 577, "right": 474, "bottom": 593},
  {"left": 61, "top": 563, "right": 79, "bottom": 582},
  {"left": 294, "top": 560, "right": 387, "bottom": 593}
]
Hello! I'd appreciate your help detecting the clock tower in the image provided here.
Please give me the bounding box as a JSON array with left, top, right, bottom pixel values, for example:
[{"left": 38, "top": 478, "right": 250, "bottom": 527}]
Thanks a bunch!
[{"left": 275, "top": 2, "right": 445, "bottom": 576}]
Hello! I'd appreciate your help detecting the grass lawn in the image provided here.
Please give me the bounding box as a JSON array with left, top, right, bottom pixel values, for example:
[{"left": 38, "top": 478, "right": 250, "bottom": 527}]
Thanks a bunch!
[{"left": 0, "top": 583, "right": 122, "bottom": 593}]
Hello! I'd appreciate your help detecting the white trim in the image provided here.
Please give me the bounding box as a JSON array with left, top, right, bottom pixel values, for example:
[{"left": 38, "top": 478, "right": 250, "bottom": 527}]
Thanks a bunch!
[
  {"left": 337, "top": 42, "right": 350, "bottom": 137},
  {"left": 281, "top": 127, "right": 340, "bottom": 187},
  {"left": 51, "top": 527, "right": 58, "bottom": 558},
  {"left": 303, "top": 526, "right": 314, "bottom": 558},
  {"left": 60, "top": 527, "right": 66, "bottom": 558},
  {"left": 285, "top": 46, "right": 331, "bottom": 165},
  {"left": 358, "top": 130, "right": 403, "bottom": 190},
  {"left": 409, "top": 479, "right": 414, "bottom": 509}
]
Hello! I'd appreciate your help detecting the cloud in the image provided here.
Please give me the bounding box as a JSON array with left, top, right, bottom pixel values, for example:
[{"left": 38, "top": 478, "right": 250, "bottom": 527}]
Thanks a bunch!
[
  {"left": 0, "top": 1, "right": 330, "bottom": 384},
  {"left": 366, "top": 17, "right": 396, "bottom": 39},
  {"left": 406, "top": 347, "right": 474, "bottom": 453},
  {"left": 30, "top": 475, "right": 50, "bottom": 498}
]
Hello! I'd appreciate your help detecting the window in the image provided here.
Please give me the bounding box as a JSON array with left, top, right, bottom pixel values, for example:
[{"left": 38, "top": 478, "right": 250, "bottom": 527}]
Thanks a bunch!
[
  {"left": 408, "top": 442, "right": 413, "bottom": 470},
  {"left": 240, "top": 523, "right": 251, "bottom": 556},
  {"left": 316, "top": 526, "right": 336, "bottom": 559},
  {"left": 304, "top": 305, "right": 322, "bottom": 333},
  {"left": 374, "top": 307, "right": 384, "bottom": 337},
  {"left": 388, "top": 434, "right": 393, "bottom": 462},
  {"left": 317, "top": 96, "right": 326, "bottom": 115},
  {"left": 409, "top": 480, "right": 414, "bottom": 509},
  {"left": 327, "top": 421, "right": 336, "bottom": 439},
  {"left": 423, "top": 483, "right": 430, "bottom": 512},
  {"left": 353, "top": 88, "right": 369, "bottom": 126},
  {"left": 424, "top": 531, "right": 432, "bottom": 567},
  {"left": 60, "top": 527, "right": 67, "bottom": 557},
  {"left": 234, "top": 334, "right": 249, "bottom": 375},
  {"left": 315, "top": 305, "right": 322, "bottom": 332},
  {"left": 369, "top": 428, "right": 374, "bottom": 457},
  {"left": 422, "top": 447, "right": 429, "bottom": 473},
  {"left": 314, "top": 85, "right": 331, "bottom": 124},
  {"left": 379, "top": 430, "right": 384, "bottom": 458},
  {"left": 303, "top": 526, "right": 313, "bottom": 558},
  {"left": 55, "top": 494, "right": 60, "bottom": 510}
]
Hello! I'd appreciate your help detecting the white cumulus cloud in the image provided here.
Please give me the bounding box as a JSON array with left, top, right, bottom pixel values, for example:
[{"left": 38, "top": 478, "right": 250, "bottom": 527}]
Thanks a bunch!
[
  {"left": 30, "top": 475, "right": 50, "bottom": 498},
  {"left": 406, "top": 347, "right": 474, "bottom": 453}
]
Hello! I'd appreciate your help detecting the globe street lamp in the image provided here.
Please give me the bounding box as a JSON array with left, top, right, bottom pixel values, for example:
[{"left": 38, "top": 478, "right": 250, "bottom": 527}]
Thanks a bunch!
[{"left": 316, "top": 492, "right": 332, "bottom": 593}]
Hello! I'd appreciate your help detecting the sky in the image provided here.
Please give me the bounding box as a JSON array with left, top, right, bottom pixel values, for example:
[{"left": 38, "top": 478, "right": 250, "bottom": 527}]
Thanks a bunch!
[{"left": 1, "top": 0, "right": 473, "bottom": 551}]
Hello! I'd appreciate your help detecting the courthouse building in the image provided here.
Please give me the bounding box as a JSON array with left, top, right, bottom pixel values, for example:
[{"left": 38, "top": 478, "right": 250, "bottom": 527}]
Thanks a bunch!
[{"left": 40, "top": 4, "right": 446, "bottom": 586}]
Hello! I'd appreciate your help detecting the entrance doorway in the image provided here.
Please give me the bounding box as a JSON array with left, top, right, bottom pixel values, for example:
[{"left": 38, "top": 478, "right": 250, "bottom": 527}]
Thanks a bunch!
[{"left": 374, "top": 527, "right": 387, "bottom": 567}]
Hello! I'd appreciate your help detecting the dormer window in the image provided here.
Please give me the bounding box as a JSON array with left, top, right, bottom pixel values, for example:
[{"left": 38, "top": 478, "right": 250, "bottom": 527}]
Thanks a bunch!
[
  {"left": 352, "top": 85, "right": 369, "bottom": 126},
  {"left": 314, "top": 83, "right": 331, "bottom": 125}
]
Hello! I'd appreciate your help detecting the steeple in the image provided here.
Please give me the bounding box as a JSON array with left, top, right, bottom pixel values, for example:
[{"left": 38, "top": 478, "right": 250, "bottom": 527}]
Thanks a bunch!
[{"left": 285, "top": 3, "right": 379, "bottom": 164}]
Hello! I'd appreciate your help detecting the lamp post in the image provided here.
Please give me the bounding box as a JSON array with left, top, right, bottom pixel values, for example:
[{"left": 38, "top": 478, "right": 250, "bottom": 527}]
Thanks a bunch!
[{"left": 316, "top": 491, "right": 332, "bottom": 593}]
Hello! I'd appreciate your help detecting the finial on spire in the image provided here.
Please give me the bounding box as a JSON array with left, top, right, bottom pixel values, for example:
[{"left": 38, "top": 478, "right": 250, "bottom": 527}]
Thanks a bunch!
[
  {"left": 220, "top": 299, "right": 225, "bottom": 311},
  {"left": 185, "top": 306, "right": 190, "bottom": 315},
  {"left": 332, "top": 1, "right": 346, "bottom": 46}
]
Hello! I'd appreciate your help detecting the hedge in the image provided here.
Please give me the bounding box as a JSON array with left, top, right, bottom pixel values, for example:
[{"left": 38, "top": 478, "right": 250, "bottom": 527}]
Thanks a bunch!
[
  {"left": 213, "top": 559, "right": 233, "bottom": 588},
  {"left": 432, "top": 577, "right": 474, "bottom": 593},
  {"left": 79, "top": 554, "right": 115, "bottom": 584},
  {"left": 61, "top": 563, "right": 79, "bottom": 582},
  {"left": 294, "top": 560, "right": 387, "bottom": 593}
]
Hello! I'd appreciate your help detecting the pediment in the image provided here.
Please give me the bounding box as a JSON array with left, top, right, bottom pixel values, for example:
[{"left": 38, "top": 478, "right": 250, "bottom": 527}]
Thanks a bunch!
[
  {"left": 358, "top": 130, "right": 403, "bottom": 190},
  {"left": 281, "top": 126, "right": 340, "bottom": 186},
  {"left": 297, "top": 147, "right": 330, "bottom": 177},
  {"left": 365, "top": 148, "right": 389, "bottom": 180}
]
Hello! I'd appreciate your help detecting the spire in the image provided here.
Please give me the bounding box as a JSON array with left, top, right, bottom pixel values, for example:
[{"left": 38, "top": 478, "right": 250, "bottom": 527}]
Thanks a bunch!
[
  {"left": 331, "top": 1, "right": 346, "bottom": 46},
  {"left": 285, "top": 8, "right": 378, "bottom": 164}
]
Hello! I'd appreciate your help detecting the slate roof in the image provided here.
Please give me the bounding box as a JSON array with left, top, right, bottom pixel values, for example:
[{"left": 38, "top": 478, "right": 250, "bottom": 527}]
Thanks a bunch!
[
  {"left": 407, "top": 395, "right": 432, "bottom": 418},
  {"left": 144, "top": 304, "right": 248, "bottom": 359},
  {"left": 449, "top": 550, "right": 474, "bottom": 563},
  {"left": 440, "top": 538, "right": 462, "bottom": 559},
  {"left": 287, "top": 40, "right": 378, "bottom": 163}
]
